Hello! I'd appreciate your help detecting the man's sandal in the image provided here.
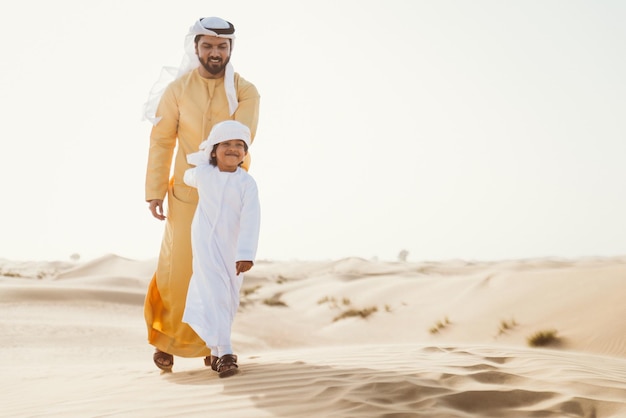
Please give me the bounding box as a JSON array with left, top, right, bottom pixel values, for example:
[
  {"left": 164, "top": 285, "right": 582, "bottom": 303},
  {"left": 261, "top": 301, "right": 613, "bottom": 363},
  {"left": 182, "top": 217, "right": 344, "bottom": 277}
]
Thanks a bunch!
[
  {"left": 153, "top": 349, "right": 174, "bottom": 372},
  {"left": 215, "top": 354, "right": 239, "bottom": 378}
]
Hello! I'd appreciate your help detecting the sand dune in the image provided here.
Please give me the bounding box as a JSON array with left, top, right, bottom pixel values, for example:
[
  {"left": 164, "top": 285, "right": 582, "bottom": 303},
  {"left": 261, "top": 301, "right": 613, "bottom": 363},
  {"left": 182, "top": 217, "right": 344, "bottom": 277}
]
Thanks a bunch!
[{"left": 1, "top": 254, "right": 625, "bottom": 417}]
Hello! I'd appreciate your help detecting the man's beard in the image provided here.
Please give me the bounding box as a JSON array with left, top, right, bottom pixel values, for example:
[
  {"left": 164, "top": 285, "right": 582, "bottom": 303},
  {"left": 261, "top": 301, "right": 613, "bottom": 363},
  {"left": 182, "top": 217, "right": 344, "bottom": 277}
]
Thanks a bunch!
[{"left": 200, "top": 55, "right": 231, "bottom": 75}]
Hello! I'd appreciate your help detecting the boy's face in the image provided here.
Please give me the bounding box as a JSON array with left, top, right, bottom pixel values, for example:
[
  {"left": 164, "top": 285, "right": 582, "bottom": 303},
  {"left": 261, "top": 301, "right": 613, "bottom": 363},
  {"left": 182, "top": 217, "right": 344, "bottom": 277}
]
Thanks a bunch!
[{"left": 214, "top": 139, "right": 247, "bottom": 172}]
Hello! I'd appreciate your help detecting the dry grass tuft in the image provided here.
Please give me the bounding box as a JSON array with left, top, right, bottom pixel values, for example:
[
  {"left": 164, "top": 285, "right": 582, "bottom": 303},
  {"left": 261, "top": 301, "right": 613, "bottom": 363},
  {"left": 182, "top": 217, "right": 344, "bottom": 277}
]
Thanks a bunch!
[
  {"left": 319, "top": 295, "right": 389, "bottom": 322},
  {"left": 496, "top": 317, "right": 519, "bottom": 337},
  {"left": 429, "top": 316, "right": 451, "bottom": 334},
  {"left": 527, "top": 329, "right": 560, "bottom": 347},
  {"left": 262, "top": 293, "right": 288, "bottom": 307},
  {"left": 333, "top": 306, "right": 378, "bottom": 322},
  {"left": 318, "top": 296, "right": 351, "bottom": 309},
  {"left": 242, "top": 285, "right": 262, "bottom": 297}
]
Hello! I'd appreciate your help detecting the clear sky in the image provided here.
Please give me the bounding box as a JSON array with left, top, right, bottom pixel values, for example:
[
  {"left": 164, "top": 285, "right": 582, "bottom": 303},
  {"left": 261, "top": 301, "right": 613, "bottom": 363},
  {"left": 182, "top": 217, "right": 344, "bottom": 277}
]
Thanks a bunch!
[{"left": 1, "top": 0, "right": 625, "bottom": 262}]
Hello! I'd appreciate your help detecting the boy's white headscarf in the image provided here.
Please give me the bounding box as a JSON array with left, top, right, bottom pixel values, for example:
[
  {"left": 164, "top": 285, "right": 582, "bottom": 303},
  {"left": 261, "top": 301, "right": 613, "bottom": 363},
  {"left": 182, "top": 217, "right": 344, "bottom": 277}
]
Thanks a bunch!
[
  {"left": 187, "top": 120, "right": 251, "bottom": 166},
  {"left": 142, "top": 17, "right": 238, "bottom": 125}
]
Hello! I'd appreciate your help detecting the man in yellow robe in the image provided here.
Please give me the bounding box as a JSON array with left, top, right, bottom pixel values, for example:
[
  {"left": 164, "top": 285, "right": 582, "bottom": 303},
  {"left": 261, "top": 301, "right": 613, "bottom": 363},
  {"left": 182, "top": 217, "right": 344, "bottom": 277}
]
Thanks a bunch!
[{"left": 143, "top": 17, "right": 260, "bottom": 371}]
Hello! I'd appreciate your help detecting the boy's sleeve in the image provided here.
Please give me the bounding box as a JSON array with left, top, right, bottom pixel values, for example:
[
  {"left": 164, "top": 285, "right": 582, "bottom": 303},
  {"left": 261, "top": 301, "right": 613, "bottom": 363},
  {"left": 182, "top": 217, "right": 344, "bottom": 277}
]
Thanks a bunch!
[
  {"left": 237, "top": 178, "right": 261, "bottom": 262},
  {"left": 183, "top": 167, "right": 198, "bottom": 188}
]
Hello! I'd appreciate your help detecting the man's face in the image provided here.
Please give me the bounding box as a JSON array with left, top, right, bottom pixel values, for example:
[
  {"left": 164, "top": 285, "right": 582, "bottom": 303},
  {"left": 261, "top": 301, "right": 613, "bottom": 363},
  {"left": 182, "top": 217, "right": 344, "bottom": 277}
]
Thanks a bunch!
[{"left": 195, "top": 35, "right": 231, "bottom": 77}]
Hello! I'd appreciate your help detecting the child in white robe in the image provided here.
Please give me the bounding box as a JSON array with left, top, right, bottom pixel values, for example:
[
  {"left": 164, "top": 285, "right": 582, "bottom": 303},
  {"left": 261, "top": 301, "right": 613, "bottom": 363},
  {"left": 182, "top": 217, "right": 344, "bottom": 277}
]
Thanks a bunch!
[{"left": 182, "top": 120, "right": 260, "bottom": 378}]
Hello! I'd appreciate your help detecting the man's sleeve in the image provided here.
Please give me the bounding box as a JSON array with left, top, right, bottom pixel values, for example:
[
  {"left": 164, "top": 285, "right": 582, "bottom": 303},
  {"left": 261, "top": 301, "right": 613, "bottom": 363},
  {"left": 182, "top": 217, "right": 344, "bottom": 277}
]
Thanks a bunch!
[{"left": 145, "top": 85, "right": 179, "bottom": 201}]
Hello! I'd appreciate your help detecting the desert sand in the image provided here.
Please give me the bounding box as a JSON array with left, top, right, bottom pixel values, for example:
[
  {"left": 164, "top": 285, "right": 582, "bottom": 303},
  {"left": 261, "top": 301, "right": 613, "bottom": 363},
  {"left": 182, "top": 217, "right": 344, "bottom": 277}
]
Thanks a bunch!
[{"left": 1, "top": 254, "right": 625, "bottom": 417}]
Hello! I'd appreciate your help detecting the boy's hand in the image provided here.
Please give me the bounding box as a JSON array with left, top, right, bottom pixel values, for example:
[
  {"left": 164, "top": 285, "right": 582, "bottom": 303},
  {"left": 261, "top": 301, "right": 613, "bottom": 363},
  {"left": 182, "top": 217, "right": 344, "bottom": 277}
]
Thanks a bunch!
[{"left": 236, "top": 261, "right": 253, "bottom": 275}]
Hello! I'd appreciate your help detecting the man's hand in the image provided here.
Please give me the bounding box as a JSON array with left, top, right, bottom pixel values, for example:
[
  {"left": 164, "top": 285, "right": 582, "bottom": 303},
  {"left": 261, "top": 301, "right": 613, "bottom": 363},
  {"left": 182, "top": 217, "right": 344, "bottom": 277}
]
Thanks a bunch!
[
  {"left": 148, "top": 199, "right": 166, "bottom": 220},
  {"left": 236, "top": 260, "right": 253, "bottom": 275}
]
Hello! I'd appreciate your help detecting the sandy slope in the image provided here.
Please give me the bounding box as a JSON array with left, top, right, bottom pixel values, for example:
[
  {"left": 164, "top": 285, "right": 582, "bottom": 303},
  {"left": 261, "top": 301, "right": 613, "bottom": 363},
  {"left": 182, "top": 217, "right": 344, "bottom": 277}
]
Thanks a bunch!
[{"left": 1, "top": 254, "right": 625, "bottom": 417}]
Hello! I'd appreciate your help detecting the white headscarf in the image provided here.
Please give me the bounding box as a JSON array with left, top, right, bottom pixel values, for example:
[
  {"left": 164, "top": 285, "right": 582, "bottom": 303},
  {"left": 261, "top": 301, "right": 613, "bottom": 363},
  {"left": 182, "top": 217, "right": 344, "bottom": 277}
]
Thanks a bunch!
[
  {"left": 187, "top": 120, "right": 251, "bottom": 166},
  {"left": 142, "top": 17, "right": 238, "bottom": 125}
]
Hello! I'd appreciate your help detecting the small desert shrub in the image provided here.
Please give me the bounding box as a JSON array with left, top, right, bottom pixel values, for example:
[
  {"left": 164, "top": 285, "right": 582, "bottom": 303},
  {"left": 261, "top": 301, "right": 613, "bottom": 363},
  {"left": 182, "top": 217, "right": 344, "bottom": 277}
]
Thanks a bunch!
[
  {"left": 318, "top": 296, "right": 351, "bottom": 309},
  {"left": 527, "top": 329, "right": 560, "bottom": 347},
  {"left": 429, "top": 316, "right": 451, "bottom": 334},
  {"left": 320, "top": 295, "right": 387, "bottom": 322},
  {"left": 242, "top": 285, "right": 262, "bottom": 297},
  {"left": 262, "top": 294, "right": 288, "bottom": 307},
  {"left": 496, "top": 318, "right": 518, "bottom": 336},
  {"left": 333, "top": 306, "right": 378, "bottom": 322},
  {"left": 317, "top": 296, "right": 332, "bottom": 305}
]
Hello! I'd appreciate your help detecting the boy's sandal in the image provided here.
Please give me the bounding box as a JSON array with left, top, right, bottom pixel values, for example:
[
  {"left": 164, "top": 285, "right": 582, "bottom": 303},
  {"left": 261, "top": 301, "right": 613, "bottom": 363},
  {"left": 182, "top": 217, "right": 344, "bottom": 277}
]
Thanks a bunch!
[
  {"left": 153, "top": 349, "right": 174, "bottom": 372},
  {"left": 216, "top": 354, "right": 239, "bottom": 378},
  {"left": 204, "top": 355, "right": 219, "bottom": 371}
]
